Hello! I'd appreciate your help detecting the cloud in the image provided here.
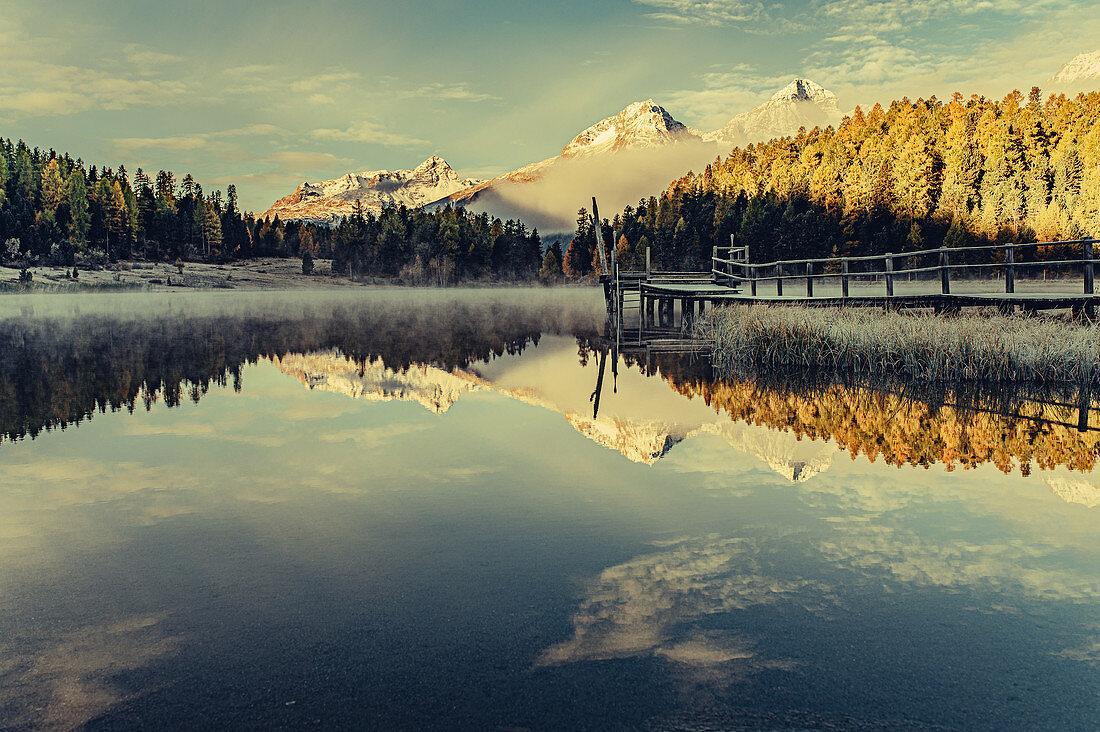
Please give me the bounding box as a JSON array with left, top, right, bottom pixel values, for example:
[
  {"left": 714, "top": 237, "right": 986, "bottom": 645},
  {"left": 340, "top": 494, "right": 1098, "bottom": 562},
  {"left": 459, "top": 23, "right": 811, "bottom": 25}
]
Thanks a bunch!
[
  {"left": 309, "top": 121, "right": 429, "bottom": 147},
  {"left": 110, "top": 125, "right": 289, "bottom": 157},
  {"left": 289, "top": 69, "right": 361, "bottom": 92},
  {"left": 270, "top": 151, "right": 355, "bottom": 171},
  {"left": 0, "top": 19, "right": 188, "bottom": 117},
  {"left": 632, "top": 0, "right": 767, "bottom": 26},
  {"left": 307, "top": 93, "right": 336, "bottom": 105},
  {"left": 112, "top": 135, "right": 210, "bottom": 152},
  {"left": 122, "top": 43, "right": 183, "bottom": 66},
  {"left": 538, "top": 534, "right": 821, "bottom": 669},
  {"left": 0, "top": 614, "right": 178, "bottom": 730},
  {"left": 402, "top": 82, "right": 501, "bottom": 103}
]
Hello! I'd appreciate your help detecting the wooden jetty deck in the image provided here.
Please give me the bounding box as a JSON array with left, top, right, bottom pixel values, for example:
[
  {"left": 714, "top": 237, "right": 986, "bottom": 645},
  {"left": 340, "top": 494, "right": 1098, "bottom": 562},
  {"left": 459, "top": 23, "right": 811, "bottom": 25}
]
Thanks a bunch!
[{"left": 601, "top": 236, "right": 1100, "bottom": 347}]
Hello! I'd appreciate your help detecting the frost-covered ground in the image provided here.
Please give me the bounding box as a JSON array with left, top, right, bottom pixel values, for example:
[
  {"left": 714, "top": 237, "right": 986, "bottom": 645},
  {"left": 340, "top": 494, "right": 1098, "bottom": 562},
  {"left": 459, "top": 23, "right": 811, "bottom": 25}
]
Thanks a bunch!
[{"left": 0, "top": 257, "right": 360, "bottom": 291}]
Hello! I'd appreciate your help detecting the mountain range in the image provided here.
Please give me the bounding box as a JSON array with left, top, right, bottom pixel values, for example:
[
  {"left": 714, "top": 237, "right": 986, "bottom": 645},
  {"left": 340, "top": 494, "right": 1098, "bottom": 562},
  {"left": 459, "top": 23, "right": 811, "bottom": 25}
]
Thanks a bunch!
[
  {"left": 262, "top": 78, "right": 844, "bottom": 230},
  {"left": 262, "top": 51, "right": 1099, "bottom": 232}
]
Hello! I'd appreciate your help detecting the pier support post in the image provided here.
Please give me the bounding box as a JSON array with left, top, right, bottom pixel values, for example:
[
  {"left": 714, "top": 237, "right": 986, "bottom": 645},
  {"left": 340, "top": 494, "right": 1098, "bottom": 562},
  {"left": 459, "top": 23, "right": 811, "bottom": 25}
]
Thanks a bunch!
[
  {"left": 1085, "top": 238, "right": 1095, "bottom": 319},
  {"left": 885, "top": 253, "right": 894, "bottom": 299}
]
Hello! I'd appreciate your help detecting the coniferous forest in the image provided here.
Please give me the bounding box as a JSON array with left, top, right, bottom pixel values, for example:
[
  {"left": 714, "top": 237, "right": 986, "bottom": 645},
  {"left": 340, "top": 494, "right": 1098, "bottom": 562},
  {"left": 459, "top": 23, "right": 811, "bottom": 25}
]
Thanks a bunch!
[
  {"left": 3, "top": 88, "right": 1100, "bottom": 283},
  {"left": 0, "top": 138, "right": 551, "bottom": 283},
  {"left": 568, "top": 89, "right": 1100, "bottom": 274}
]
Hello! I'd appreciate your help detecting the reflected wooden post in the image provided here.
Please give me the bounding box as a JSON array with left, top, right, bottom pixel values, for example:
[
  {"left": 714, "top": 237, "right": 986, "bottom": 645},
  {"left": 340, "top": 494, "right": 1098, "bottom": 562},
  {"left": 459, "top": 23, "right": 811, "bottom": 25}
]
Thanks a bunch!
[
  {"left": 1078, "top": 375, "right": 1090, "bottom": 433},
  {"left": 841, "top": 258, "right": 849, "bottom": 299},
  {"left": 806, "top": 261, "right": 814, "bottom": 298}
]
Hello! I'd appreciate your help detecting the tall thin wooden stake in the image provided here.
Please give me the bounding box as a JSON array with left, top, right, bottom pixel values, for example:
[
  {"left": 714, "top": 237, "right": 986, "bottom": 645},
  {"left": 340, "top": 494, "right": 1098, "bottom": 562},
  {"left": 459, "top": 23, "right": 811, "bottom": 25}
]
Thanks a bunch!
[{"left": 591, "top": 197, "right": 608, "bottom": 275}]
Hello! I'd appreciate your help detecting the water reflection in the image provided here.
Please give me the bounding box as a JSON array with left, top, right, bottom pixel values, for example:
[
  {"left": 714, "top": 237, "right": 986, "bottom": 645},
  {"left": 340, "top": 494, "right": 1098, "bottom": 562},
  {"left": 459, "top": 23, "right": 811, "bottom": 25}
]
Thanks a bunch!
[
  {"left": 2, "top": 291, "right": 1100, "bottom": 728},
  {"left": 4, "top": 292, "right": 1100, "bottom": 481}
]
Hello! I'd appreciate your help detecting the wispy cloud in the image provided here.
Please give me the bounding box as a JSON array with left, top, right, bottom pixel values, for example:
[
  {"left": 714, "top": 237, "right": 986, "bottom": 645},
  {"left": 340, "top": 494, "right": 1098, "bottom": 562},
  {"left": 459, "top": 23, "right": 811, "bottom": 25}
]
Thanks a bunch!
[
  {"left": 401, "top": 82, "right": 501, "bottom": 102},
  {"left": 309, "top": 121, "right": 429, "bottom": 147},
  {"left": 122, "top": 43, "right": 183, "bottom": 66}
]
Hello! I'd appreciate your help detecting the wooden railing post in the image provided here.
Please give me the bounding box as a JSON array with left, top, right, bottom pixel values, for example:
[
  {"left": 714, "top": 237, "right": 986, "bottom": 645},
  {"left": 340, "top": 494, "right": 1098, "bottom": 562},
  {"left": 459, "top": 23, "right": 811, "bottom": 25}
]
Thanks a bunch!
[
  {"left": 841, "top": 258, "right": 849, "bottom": 298},
  {"left": 1005, "top": 244, "right": 1015, "bottom": 294},
  {"left": 712, "top": 246, "right": 719, "bottom": 285},
  {"left": 884, "top": 253, "right": 894, "bottom": 298},
  {"left": 749, "top": 264, "right": 757, "bottom": 297},
  {"left": 940, "top": 249, "right": 951, "bottom": 295},
  {"left": 645, "top": 246, "right": 651, "bottom": 280},
  {"left": 1085, "top": 237, "right": 1095, "bottom": 295},
  {"left": 806, "top": 261, "right": 814, "bottom": 297},
  {"left": 776, "top": 264, "right": 783, "bottom": 296}
]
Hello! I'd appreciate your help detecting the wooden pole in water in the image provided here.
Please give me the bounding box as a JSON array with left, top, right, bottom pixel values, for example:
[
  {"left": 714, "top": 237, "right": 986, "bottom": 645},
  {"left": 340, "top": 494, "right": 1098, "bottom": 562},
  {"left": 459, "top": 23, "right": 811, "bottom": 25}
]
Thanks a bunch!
[{"left": 591, "top": 197, "right": 608, "bottom": 275}]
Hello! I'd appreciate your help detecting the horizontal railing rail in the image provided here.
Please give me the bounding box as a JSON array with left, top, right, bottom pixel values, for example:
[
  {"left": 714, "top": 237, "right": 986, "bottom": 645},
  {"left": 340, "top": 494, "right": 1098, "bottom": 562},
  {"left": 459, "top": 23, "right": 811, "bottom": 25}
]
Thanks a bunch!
[{"left": 713, "top": 236, "right": 1098, "bottom": 300}]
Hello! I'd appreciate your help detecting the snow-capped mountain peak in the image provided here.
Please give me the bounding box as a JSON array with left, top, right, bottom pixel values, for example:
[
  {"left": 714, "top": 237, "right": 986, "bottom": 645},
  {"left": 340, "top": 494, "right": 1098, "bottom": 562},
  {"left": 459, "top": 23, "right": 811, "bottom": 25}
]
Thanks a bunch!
[
  {"left": 560, "top": 99, "right": 701, "bottom": 157},
  {"left": 1050, "top": 50, "right": 1100, "bottom": 85},
  {"left": 704, "top": 77, "right": 842, "bottom": 149},
  {"left": 261, "top": 155, "right": 484, "bottom": 226},
  {"left": 768, "top": 78, "right": 835, "bottom": 105}
]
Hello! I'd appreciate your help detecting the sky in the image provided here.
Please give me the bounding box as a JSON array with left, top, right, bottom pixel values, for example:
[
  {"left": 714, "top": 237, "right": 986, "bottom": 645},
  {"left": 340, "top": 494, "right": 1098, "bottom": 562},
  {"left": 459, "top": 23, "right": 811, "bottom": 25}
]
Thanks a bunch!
[{"left": 2, "top": 0, "right": 1099, "bottom": 213}]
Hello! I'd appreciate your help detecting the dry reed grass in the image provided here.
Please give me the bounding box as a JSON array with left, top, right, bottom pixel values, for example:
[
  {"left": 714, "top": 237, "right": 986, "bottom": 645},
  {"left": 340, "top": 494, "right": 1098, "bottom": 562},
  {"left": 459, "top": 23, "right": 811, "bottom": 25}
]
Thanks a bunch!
[{"left": 696, "top": 305, "right": 1100, "bottom": 385}]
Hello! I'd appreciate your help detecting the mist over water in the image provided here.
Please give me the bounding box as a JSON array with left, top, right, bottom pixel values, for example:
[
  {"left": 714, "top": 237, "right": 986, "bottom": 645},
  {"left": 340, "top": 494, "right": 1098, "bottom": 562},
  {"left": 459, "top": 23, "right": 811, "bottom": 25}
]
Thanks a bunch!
[{"left": 2, "top": 289, "right": 1100, "bottom": 730}]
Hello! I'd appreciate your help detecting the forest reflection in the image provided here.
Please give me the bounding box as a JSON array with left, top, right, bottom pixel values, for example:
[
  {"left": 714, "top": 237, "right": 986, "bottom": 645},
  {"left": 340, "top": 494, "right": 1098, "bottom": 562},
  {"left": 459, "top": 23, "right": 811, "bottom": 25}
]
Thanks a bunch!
[
  {"left": 3, "top": 295, "right": 1099, "bottom": 477},
  {"left": 616, "top": 347, "right": 1100, "bottom": 475}
]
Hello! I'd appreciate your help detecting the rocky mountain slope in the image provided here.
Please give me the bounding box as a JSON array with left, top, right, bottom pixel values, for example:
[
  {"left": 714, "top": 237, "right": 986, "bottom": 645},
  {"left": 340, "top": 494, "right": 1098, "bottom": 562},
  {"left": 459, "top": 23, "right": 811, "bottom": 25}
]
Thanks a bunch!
[
  {"left": 704, "top": 78, "right": 843, "bottom": 149},
  {"left": 260, "top": 155, "right": 483, "bottom": 226},
  {"left": 1050, "top": 49, "right": 1100, "bottom": 86}
]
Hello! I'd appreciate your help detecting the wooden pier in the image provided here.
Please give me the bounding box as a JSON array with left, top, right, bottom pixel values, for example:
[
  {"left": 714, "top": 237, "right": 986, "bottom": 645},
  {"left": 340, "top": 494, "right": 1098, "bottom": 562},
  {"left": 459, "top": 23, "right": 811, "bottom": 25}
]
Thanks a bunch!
[{"left": 602, "top": 235, "right": 1100, "bottom": 349}]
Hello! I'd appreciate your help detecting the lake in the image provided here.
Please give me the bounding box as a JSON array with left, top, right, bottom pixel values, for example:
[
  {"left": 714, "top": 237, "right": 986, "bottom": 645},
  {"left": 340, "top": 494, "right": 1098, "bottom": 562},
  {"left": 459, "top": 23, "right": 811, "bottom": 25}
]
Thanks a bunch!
[{"left": 1, "top": 289, "right": 1098, "bottom": 730}]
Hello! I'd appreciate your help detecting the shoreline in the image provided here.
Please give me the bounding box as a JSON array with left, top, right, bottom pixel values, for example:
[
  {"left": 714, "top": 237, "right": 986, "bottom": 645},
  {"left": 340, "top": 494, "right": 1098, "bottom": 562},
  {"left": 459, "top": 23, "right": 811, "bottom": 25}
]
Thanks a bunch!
[{"left": 0, "top": 257, "right": 577, "bottom": 293}]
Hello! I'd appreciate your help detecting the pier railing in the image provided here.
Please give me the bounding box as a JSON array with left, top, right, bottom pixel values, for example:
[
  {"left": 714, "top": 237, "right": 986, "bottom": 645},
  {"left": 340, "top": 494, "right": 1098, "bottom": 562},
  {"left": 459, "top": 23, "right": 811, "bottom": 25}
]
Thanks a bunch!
[{"left": 712, "top": 237, "right": 1097, "bottom": 300}]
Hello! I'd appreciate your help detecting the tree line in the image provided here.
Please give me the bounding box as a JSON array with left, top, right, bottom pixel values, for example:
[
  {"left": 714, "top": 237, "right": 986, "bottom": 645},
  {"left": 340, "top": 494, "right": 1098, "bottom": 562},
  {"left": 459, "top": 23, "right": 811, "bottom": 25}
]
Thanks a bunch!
[
  {"left": 566, "top": 88, "right": 1100, "bottom": 274},
  {"left": 0, "top": 137, "right": 562, "bottom": 282}
]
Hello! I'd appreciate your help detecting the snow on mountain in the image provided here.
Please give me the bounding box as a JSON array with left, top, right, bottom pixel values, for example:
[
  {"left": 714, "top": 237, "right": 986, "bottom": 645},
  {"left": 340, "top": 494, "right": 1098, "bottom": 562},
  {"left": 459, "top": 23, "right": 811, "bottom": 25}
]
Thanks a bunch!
[
  {"left": 1044, "top": 475, "right": 1100, "bottom": 508},
  {"left": 428, "top": 99, "right": 714, "bottom": 232},
  {"left": 273, "top": 352, "right": 485, "bottom": 414},
  {"left": 1050, "top": 50, "right": 1100, "bottom": 87},
  {"left": 261, "top": 155, "right": 483, "bottom": 225},
  {"left": 704, "top": 78, "right": 843, "bottom": 149},
  {"left": 560, "top": 100, "right": 702, "bottom": 157}
]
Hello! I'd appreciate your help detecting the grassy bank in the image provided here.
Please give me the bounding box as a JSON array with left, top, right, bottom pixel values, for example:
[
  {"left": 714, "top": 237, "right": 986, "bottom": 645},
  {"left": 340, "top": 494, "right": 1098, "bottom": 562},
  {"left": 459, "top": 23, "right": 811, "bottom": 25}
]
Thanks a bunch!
[{"left": 696, "top": 305, "right": 1100, "bottom": 385}]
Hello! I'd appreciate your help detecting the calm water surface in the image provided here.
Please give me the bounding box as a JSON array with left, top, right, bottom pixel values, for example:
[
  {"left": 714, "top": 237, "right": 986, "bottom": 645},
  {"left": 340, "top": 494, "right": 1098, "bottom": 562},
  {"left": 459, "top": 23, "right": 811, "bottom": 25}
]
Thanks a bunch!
[{"left": 1, "top": 290, "right": 1098, "bottom": 730}]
